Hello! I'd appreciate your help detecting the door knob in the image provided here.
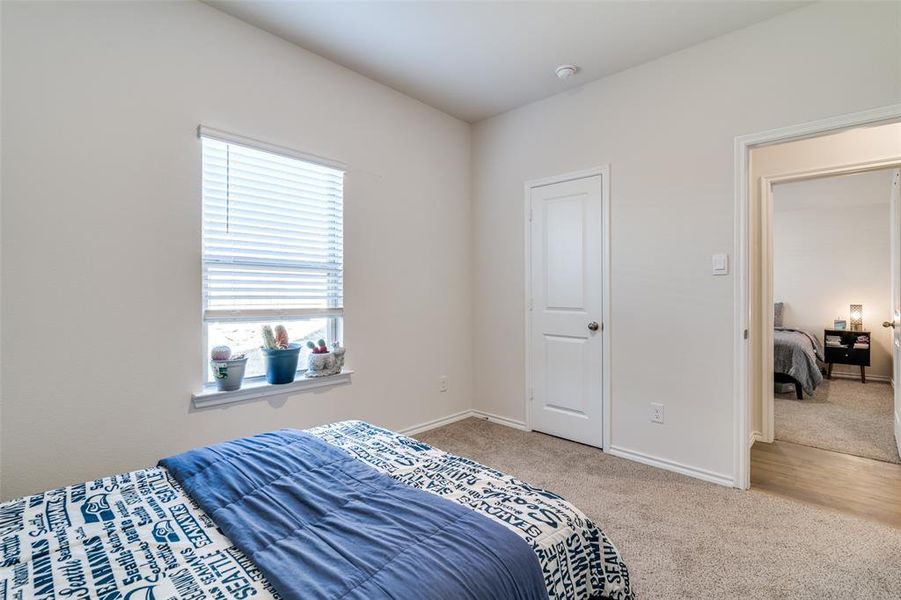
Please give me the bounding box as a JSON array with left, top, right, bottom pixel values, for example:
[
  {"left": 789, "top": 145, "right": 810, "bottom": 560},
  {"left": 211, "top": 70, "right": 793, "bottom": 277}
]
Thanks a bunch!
[
  {"left": 588, "top": 321, "right": 600, "bottom": 332},
  {"left": 883, "top": 321, "right": 896, "bottom": 329}
]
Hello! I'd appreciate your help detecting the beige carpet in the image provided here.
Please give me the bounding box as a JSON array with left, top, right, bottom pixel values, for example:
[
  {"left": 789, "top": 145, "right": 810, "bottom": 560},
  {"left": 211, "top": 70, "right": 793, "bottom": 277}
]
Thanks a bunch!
[
  {"left": 775, "top": 378, "right": 900, "bottom": 463},
  {"left": 417, "top": 418, "right": 901, "bottom": 599}
]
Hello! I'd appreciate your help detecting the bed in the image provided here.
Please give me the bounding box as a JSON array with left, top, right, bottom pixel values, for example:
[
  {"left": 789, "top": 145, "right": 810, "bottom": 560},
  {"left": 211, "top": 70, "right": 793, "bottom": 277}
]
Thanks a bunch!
[
  {"left": 774, "top": 327, "right": 824, "bottom": 399},
  {"left": 0, "top": 420, "right": 632, "bottom": 600}
]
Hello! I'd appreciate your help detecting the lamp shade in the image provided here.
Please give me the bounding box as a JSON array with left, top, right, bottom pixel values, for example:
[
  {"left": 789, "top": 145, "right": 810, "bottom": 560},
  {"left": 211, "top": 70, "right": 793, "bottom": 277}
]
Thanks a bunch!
[{"left": 850, "top": 304, "right": 863, "bottom": 331}]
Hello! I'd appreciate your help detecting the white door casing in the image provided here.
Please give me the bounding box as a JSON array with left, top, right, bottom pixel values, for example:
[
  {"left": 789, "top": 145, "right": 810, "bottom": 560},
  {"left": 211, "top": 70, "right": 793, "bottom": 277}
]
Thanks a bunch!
[
  {"left": 889, "top": 169, "right": 901, "bottom": 457},
  {"left": 527, "top": 172, "right": 606, "bottom": 448}
]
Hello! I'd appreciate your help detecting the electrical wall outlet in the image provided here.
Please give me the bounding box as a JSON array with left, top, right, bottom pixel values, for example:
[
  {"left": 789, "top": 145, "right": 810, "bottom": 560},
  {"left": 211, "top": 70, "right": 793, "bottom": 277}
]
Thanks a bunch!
[
  {"left": 650, "top": 402, "right": 664, "bottom": 424},
  {"left": 439, "top": 376, "right": 448, "bottom": 392}
]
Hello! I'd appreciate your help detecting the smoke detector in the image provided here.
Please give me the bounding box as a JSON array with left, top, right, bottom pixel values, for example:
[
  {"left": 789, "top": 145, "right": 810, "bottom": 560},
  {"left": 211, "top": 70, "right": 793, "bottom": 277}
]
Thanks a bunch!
[{"left": 555, "top": 64, "right": 579, "bottom": 80}]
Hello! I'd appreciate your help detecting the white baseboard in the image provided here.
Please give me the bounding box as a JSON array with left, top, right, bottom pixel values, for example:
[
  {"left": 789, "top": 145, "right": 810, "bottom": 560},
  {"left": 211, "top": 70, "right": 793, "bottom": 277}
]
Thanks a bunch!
[
  {"left": 749, "top": 430, "right": 762, "bottom": 447},
  {"left": 608, "top": 445, "right": 734, "bottom": 488},
  {"left": 895, "top": 409, "right": 901, "bottom": 457},
  {"left": 398, "top": 408, "right": 529, "bottom": 437},
  {"left": 828, "top": 371, "right": 892, "bottom": 383},
  {"left": 401, "top": 410, "right": 736, "bottom": 488},
  {"left": 471, "top": 409, "right": 529, "bottom": 431},
  {"left": 399, "top": 410, "right": 474, "bottom": 436}
]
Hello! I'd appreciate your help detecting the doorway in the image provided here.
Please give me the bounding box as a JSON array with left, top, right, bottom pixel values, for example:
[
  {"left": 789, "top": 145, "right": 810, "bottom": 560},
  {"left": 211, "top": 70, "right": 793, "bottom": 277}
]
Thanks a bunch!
[
  {"left": 734, "top": 106, "right": 901, "bottom": 489},
  {"left": 768, "top": 169, "right": 900, "bottom": 464},
  {"left": 524, "top": 167, "right": 610, "bottom": 449},
  {"left": 736, "top": 110, "right": 901, "bottom": 526}
]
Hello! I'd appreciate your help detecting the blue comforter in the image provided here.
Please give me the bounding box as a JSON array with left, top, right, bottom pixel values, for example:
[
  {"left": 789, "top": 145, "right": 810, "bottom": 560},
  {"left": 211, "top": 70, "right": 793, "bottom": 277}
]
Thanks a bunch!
[{"left": 160, "top": 429, "right": 548, "bottom": 600}]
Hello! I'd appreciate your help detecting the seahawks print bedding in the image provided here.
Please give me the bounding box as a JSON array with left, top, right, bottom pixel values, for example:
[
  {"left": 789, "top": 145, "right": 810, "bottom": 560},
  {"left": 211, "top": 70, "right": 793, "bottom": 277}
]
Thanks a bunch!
[{"left": 0, "top": 420, "right": 633, "bottom": 600}]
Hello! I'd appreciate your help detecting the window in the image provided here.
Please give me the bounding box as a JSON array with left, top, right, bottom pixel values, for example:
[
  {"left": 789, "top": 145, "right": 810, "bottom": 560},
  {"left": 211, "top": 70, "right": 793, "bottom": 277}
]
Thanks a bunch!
[{"left": 201, "top": 128, "right": 344, "bottom": 383}]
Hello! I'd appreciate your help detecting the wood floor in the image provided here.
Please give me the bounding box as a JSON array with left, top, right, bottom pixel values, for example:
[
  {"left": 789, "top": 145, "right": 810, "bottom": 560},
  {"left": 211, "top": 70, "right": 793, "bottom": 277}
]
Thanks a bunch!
[{"left": 752, "top": 439, "right": 901, "bottom": 528}]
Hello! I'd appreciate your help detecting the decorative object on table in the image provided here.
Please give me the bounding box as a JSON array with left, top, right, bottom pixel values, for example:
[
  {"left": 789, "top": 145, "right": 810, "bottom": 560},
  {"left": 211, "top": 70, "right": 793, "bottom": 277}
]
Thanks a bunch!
[
  {"left": 850, "top": 304, "right": 863, "bottom": 331},
  {"left": 209, "top": 345, "right": 248, "bottom": 392},
  {"left": 833, "top": 318, "right": 847, "bottom": 330},
  {"left": 306, "top": 341, "right": 346, "bottom": 378},
  {"left": 261, "top": 325, "right": 301, "bottom": 384}
]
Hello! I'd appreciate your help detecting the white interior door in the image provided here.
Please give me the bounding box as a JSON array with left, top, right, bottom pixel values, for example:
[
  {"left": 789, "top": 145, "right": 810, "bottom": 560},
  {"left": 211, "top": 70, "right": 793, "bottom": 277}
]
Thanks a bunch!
[
  {"left": 529, "top": 174, "right": 603, "bottom": 447},
  {"left": 889, "top": 169, "right": 901, "bottom": 458}
]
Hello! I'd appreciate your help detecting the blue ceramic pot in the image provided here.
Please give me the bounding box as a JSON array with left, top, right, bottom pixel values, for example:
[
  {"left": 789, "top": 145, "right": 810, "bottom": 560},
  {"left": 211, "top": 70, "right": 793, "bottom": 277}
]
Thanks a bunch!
[{"left": 262, "top": 343, "right": 301, "bottom": 384}]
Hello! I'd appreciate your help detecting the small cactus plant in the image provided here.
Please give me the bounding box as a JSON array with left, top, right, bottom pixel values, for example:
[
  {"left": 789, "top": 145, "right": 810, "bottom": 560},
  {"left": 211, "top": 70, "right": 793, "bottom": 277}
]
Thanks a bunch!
[
  {"left": 263, "top": 324, "right": 293, "bottom": 350},
  {"left": 306, "top": 339, "right": 330, "bottom": 354},
  {"left": 261, "top": 325, "right": 279, "bottom": 350},
  {"left": 210, "top": 345, "right": 232, "bottom": 361},
  {"left": 274, "top": 325, "right": 289, "bottom": 349}
]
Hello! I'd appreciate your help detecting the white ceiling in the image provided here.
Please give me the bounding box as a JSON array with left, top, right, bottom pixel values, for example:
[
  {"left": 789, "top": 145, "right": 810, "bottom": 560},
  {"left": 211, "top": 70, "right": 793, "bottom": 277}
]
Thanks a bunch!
[{"left": 206, "top": 1, "right": 809, "bottom": 123}]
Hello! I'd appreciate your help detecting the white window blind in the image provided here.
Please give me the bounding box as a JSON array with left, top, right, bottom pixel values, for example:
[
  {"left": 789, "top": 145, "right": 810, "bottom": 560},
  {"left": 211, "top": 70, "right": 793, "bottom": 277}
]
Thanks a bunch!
[{"left": 201, "top": 131, "right": 344, "bottom": 322}]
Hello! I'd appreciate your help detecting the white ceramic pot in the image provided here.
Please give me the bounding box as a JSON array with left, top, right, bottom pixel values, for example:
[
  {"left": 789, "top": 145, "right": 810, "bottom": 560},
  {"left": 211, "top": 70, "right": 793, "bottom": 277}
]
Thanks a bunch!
[
  {"left": 210, "top": 356, "right": 248, "bottom": 391},
  {"left": 307, "top": 352, "right": 336, "bottom": 377}
]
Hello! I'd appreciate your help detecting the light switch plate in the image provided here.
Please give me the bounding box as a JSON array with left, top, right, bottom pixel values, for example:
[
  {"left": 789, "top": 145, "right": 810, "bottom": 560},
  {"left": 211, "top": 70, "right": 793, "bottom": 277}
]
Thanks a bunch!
[{"left": 712, "top": 253, "right": 729, "bottom": 276}]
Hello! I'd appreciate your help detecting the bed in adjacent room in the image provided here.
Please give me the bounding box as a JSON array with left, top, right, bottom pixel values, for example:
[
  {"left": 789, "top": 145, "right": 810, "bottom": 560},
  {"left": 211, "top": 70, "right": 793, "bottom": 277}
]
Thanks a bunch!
[
  {"left": 774, "top": 327, "right": 824, "bottom": 399},
  {"left": 0, "top": 421, "right": 632, "bottom": 600}
]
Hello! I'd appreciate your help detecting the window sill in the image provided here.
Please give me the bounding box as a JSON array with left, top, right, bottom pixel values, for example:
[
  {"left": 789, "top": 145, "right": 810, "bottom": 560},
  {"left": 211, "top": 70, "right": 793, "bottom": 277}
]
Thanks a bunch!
[{"left": 192, "top": 369, "right": 353, "bottom": 409}]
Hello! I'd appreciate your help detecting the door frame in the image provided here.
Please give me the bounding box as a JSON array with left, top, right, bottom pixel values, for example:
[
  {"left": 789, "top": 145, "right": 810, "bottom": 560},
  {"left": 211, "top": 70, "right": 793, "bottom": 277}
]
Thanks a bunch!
[
  {"left": 523, "top": 166, "right": 611, "bottom": 451},
  {"left": 892, "top": 169, "right": 901, "bottom": 459},
  {"left": 734, "top": 103, "right": 901, "bottom": 489},
  {"left": 759, "top": 159, "right": 901, "bottom": 443}
]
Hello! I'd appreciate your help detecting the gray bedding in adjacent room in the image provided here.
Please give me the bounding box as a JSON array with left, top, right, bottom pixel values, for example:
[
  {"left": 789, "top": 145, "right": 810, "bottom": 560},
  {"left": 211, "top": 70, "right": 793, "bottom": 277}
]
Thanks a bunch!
[{"left": 774, "top": 327, "right": 824, "bottom": 396}]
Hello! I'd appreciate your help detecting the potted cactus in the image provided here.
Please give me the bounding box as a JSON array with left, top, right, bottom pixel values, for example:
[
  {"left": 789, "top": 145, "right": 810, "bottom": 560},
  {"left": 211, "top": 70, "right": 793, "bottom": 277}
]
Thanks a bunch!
[
  {"left": 261, "top": 325, "right": 301, "bottom": 384},
  {"left": 306, "top": 339, "right": 331, "bottom": 375},
  {"left": 306, "top": 339, "right": 345, "bottom": 377},
  {"left": 209, "top": 346, "right": 248, "bottom": 391}
]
